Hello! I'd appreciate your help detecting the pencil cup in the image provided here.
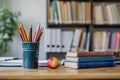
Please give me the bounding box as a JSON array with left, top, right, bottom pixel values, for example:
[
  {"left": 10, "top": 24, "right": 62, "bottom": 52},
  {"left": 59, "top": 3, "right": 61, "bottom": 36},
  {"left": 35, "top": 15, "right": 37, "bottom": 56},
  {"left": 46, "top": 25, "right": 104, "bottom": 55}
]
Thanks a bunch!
[{"left": 22, "top": 42, "right": 39, "bottom": 69}]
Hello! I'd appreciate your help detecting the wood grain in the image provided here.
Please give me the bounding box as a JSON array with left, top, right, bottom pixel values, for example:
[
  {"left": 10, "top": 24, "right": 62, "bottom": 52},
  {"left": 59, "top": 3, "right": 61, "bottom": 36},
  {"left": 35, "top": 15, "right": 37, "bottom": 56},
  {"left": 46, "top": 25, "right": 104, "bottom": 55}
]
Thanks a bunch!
[{"left": 0, "top": 65, "right": 120, "bottom": 80}]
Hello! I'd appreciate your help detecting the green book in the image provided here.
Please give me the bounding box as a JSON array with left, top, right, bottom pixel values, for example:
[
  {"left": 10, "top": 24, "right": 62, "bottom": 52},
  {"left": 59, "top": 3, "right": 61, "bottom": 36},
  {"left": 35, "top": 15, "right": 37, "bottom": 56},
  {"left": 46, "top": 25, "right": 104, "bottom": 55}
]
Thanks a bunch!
[
  {"left": 112, "top": 4, "right": 118, "bottom": 24},
  {"left": 66, "top": 56, "right": 115, "bottom": 62}
]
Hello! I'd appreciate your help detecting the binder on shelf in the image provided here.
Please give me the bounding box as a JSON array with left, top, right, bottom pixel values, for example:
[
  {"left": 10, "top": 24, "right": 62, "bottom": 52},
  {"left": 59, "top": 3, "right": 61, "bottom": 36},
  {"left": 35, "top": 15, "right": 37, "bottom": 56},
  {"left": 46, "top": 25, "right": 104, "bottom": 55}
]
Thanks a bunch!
[
  {"left": 51, "top": 29, "right": 56, "bottom": 52},
  {"left": 65, "top": 31, "right": 74, "bottom": 52},
  {"left": 61, "top": 31, "right": 68, "bottom": 52},
  {"left": 56, "top": 29, "right": 62, "bottom": 52},
  {"left": 45, "top": 29, "right": 51, "bottom": 52},
  {"left": 67, "top": 31, "right": 74, "bottom": 51}
]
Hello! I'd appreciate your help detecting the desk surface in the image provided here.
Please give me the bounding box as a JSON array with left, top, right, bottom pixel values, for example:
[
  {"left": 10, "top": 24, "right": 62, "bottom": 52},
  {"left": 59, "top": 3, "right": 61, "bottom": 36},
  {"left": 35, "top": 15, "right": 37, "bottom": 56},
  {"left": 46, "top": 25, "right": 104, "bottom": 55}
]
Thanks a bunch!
[{"left": 0, "top": 65, "right": 120, "bottom": 80}]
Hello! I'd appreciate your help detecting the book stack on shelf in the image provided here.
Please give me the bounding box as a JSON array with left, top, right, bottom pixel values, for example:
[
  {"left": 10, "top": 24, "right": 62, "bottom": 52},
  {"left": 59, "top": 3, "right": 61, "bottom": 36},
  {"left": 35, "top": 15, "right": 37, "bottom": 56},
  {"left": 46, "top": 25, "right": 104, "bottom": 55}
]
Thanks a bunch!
[{"left": 64, "top": 52, "right": 116, "bottom": 69}]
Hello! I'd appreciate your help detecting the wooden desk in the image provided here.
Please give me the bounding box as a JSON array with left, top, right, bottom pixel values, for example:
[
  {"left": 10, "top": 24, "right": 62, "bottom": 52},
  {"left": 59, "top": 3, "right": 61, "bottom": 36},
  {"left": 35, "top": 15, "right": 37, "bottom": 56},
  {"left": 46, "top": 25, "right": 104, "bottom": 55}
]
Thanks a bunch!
[{"left": 0, "top": 65, "right": 120, "bottom": 80}]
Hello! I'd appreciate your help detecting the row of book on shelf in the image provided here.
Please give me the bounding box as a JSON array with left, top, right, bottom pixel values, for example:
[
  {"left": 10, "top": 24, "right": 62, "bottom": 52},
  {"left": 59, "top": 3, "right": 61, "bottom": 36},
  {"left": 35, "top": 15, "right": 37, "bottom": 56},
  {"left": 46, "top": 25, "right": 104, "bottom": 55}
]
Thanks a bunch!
[
  {"left": 48, "top": 0, "right": 91, "bottom": 24},
  {"left": 48, "top": 0, "right": 120, "bottom": 24},
  {"left": 93, "top": 29, "right": 120, "bottom": 52},
  {"left": 45, "top": 28, "right": 120, "bottom": 52},
  {"left": 45, "top": 28, "right": 90, "bottom": 52},
  {"left": 94, "top": 3, "right": 120, "bottom": 24}
]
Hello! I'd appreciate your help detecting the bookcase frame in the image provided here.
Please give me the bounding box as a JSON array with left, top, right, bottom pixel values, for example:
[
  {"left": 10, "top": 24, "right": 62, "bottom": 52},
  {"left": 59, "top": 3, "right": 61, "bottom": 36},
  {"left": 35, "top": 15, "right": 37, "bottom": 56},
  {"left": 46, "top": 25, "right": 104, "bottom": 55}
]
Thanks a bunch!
[{"left": 46, "top": 0, "right": 120, "bottom": 60}]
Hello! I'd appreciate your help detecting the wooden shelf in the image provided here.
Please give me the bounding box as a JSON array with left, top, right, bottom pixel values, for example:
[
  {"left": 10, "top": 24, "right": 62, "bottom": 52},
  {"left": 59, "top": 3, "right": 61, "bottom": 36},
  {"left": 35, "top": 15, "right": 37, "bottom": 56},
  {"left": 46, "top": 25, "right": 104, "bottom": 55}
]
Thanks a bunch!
[
  {"left": 48, "top": 23, "right": 90, "bottom": 28},
  {"left": 93, "top": 24, "right": 120, "bottom": 28},
  {"left": 93, "top": 0, "right": 120, "bottom": 2},
  {"left": 46, "top": 52, "right": 66, "bottom": 60}
]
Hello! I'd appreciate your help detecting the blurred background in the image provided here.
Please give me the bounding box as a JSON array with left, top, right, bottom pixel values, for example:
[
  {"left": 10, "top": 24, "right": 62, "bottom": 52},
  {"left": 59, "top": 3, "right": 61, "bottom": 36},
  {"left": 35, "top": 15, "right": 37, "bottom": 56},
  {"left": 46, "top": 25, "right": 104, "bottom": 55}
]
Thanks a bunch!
[{"left": 0, "top": 0, "right": 47, "bottom": 60}]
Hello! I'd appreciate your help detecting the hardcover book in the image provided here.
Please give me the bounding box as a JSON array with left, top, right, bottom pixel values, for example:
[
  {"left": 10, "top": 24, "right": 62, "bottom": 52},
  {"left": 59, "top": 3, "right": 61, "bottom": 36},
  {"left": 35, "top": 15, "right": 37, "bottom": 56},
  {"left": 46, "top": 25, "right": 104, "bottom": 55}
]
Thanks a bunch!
[
  {"left": 64, "top": 61, "right": 116, "bottom": 69},
  {"left": 66, "top": 56, "right": 115, "bottom": 62},
  {"left": 66, "top": 51, "right": 114, "bottom": 57}
]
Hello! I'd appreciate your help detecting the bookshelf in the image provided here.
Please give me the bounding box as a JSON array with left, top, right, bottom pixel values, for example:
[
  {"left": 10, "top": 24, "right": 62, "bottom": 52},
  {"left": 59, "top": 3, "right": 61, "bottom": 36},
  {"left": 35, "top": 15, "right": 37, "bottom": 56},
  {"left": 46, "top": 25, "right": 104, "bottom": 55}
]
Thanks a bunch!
[{"left": 46, "top": 0, "right": 120, "bottom": 60}]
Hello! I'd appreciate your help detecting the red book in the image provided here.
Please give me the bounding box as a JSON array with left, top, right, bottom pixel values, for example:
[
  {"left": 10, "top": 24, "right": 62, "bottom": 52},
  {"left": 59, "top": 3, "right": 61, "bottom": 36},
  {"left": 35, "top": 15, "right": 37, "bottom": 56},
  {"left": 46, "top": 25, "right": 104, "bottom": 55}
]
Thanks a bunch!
[{"left": 66, "top": 52, "right": 114, "bottom": 57}]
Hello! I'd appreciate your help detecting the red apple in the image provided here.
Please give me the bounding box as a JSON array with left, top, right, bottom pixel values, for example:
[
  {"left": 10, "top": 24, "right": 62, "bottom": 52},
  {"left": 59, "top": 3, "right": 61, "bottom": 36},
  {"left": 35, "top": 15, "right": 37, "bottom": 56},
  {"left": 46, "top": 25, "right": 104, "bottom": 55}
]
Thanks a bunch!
[{"left": 47, "top": 57, "right": 59, "bottom": 69}]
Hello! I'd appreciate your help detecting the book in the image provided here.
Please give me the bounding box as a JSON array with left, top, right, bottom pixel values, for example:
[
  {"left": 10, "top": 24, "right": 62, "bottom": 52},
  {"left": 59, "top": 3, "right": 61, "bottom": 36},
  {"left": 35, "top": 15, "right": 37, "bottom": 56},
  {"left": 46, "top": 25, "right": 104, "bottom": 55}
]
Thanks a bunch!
[
  {"left": 86, "top": 2, "right": 91, "bottom": 23},
  {"left": 108, "top": 29, "right": 113, "bottom": 51},
  {"left": 93, "top": 31, "right": 107, "bottom": 52},
  {"left": 64, "top": 61, "right": 116, "bottom": 69},
  {"left": 66, "top": 51, "right": 114, "bottom": 57},
  {"left": 71, "top": 29, "right": 82, "bottom": 51},
  {"left": 66, "top": 56, "right": 115, "bottom": 62},
  {"left": 0, "top": 60, "right": 48, "bottom": 67},
  {"left": 94, "top": 4, "right": 104, "bottom": 24},
  {"left": 93, "top": 32, "right": 102, "bottom": 51},
  {"left": 51, "top": 0, "right": 58, "bottom": 23},
  {"left": 116, "top": 61, "right": 120, "bottom": 64}
]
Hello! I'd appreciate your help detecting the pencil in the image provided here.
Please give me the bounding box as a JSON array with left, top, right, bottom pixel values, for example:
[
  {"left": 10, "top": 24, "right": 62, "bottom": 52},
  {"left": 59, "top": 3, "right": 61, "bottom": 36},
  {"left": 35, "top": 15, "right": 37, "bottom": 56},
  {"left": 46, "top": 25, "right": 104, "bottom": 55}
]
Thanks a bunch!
[
  {"left": 35, "top": 24, "right": 40, "bottom": 42},
  {"left": 28, "top": 25, "right": 32, "bottom": 42},
  {"left": 19, "top": 26, "right": 26, "bottom": 42},
  {"left": 18, "top": 26, "right": 24, "bottom": 42},
  {"left": 35, "top": 27, "right": 43, "bottom": 42},
  {"left": 32, "top": 32, "right": 36, "bottom": 42},
  {"left": 20, "top": 24, "right": 28, "bottom": 42},
  {"left": 37, "top": 31, "right": 43, "bottom": 42}
]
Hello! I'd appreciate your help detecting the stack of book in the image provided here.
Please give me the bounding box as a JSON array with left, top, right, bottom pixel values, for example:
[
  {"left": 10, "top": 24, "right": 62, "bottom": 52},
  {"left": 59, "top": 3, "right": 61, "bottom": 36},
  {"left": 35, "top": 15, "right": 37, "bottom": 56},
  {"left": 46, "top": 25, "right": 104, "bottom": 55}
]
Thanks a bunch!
[{"left": 64, "top": 52, "right": 116, "bottom": 69}]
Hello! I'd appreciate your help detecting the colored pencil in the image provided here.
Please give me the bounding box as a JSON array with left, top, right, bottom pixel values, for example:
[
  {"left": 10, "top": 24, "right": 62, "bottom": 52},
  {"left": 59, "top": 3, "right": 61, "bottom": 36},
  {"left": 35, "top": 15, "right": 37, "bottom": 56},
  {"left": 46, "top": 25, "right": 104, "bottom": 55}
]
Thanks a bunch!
[{"left": 28, "top": 25, "right": 32, "bottom": 42}]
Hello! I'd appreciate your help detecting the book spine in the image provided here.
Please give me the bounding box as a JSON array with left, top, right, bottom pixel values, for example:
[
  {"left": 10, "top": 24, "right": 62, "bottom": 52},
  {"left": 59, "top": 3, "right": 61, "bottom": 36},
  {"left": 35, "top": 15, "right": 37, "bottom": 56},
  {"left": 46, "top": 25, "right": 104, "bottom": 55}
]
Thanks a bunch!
[
  {"left": 77, "top": 52, "right": 114, "bottom": 57},
  {"left": 78, "top": 61, "right": 116, "bottom": 68},
  {"left": 78, "top": 56, "right": 115, "bottom": 62},
  {"left": 108, "top": 29, "right": 113, "bottom": 51},
  {"left": 51, "top": 0, "right": 58, "bottom": 23}
]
